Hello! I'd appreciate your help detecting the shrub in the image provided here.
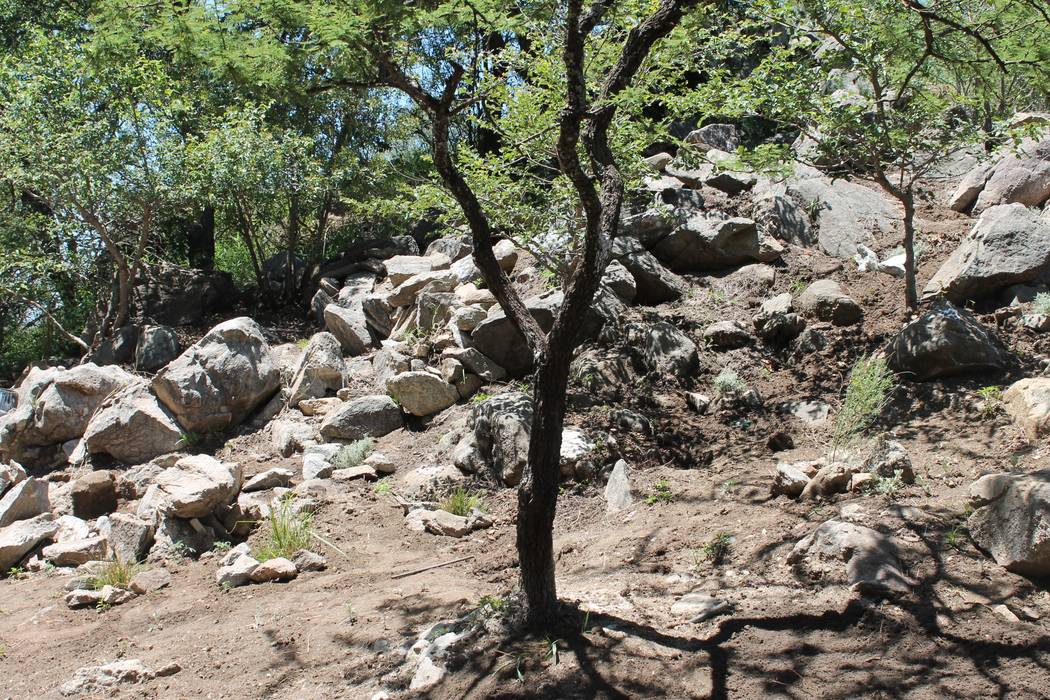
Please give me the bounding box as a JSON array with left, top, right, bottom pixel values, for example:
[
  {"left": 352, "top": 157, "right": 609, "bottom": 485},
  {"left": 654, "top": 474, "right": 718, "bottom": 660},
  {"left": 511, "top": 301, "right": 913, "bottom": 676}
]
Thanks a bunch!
[
  {"left": 254, "top": 495, "right": 314, "bottom": 561},
  {"left": 832, "top": 355, "right": 895, "bottom": 455},
  {"left": 698, "top": 533, "right": 732, "bottom": 566},
  {"left": 713, "top": 368, "right": 747, "bottom": 397},
  {"left": 88, "top": 559, "right": 141, "bottom": 590},
  {"left": 1033, "top": 292, "right": 1050, "bottom": 316},
  {"left": 332, "top": 438, "right": 373, "bottom": 469},
  {"left": 440, "top": 488, "right": 485, "bottom": 516}
]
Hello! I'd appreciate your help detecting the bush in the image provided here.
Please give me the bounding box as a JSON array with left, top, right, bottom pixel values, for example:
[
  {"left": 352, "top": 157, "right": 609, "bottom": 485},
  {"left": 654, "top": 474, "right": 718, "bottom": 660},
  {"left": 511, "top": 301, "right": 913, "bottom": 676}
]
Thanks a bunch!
[
  {"left": 87, "top": 559, "right": 141, "bottom": 590},
  {"left": 713, "top": 368, "right": 747, "bottom": 396},
  {"left": 332, "top": 438, "right": 373, "bottom": 469},
  {"left": 832, "top": 355, "right": 895, "bottom": 455},
  {"left": 440, "top": 488, "right": 485, "bottom": 517},
  {"left": 1034, "top": 292, "right": 1050, "bottom": 316},
  {"left": 254, "top": 495, "right": 314, "bottom": 561}
]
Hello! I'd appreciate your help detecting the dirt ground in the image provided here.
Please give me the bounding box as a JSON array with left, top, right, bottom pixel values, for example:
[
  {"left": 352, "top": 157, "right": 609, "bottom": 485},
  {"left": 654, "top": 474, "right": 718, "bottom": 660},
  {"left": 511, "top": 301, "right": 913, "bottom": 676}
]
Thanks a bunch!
[{"left": 3, "top": 190, "right": 1050, "bottom": 699}]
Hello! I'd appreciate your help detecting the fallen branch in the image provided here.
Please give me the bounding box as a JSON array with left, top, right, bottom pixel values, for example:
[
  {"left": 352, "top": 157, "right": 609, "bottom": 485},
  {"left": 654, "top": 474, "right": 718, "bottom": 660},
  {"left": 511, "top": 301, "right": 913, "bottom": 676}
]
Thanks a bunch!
[{"left": 391, "top": 555, "right": 476, "bottom": 579}]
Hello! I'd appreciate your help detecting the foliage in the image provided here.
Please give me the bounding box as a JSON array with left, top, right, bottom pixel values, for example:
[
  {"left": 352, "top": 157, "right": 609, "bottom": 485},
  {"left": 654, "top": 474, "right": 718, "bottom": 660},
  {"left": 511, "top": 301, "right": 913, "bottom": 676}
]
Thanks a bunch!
[
  {"left": 832, "top": 356, "right": 895, "bottom": 453},
  {"left": 976, "top": 385, "right": 1003, "bottom": 415},
  {"left": 332, "top": 438, "right": 374, "bottom": 470},
  {"left": 87, "top": 559, "right": 141, "bottom": 590},
  {"left": 698, "top": 533, "right": 733, "bottom": 566},
  {"left": 440, "top": 488, "right": 485, "bottom": 517},
  {"left": 645, "top": 479, "right": 675, "bottom": 506},
  {"left": 713, "top": 369, "right": 748, "bottom": 397},
  {"left": 868, "top": 469, "right": 906, "bottom": 499},
  {"left": 255, "top": 495, "right": 314, "bottom": 561},
  {"left": 1033, "top": 292, "right": 1050, "bottom": 316}
]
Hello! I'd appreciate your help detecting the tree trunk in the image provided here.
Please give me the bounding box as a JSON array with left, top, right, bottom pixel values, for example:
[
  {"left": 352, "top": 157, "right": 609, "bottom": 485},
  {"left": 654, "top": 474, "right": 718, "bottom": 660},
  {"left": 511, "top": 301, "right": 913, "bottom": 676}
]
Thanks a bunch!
[
  {"left": 285, "top": 194, "right": 301, "bottom": 300},
  {"left": 186, "top": 206, "right": 216, "bottom": 270},
  {"left": 902, "top": 193, "right": 918, "bottom": 311}
]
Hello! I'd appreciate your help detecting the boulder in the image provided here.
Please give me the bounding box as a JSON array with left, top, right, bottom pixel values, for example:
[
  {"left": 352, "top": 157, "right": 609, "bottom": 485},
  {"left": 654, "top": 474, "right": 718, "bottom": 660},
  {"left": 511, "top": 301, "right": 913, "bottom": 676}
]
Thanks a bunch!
[
  {"left": 470, "top": 297, "right": 558, "bottom": 377},
  {"left": 250, "top": 557, "right": 298, "bottom": 583},
  {"left": 243, "top": 468, "right": 295, "bottom": 493},
  {"left": 442, "top": 348, "right": 506, "bottom": 382},
  {"left": 616, "top": 242, "right": 686, "bottom": 304},
  {"left": 386, "top": 371, "right": 460, "bottom": 417},
  {"left": 270, "top": 418, "right": 316, "bottom": 457},
  {"left": 134, "top": 263, "right": 236, "bottom": 326},
  {"left": 324, "top": 303, "right": 373, "bottom": 356},
  {"left": 796, "top": 280, "right": 862, "bottom": 326},
  {"left": 686, "top": 123, "right": 741, "bottom": 152},
  {"left": 971, "top": 139, "right": 1050, "bottom": 215},
  {"left": 100, "top": 513, "right": 154, "bottom": 563},
  {"left": 643, "top": 152, "right": 673, "bottom": 170},
  {"left": 753, "top": 309, "right": 806, "bottom": 345},
  {"left": 0, "top": 461, "right": 26, "bottom": 498},
  {"left": 0, "top": 363, "right": 136, "bottom": 467},
  {"left": 82, "top": 381, "right": 183, "bottom": 464},
  {"left": 799, "top": 462, "right": 858, "bottom": 500},
  {"left": 1003, "top": 378, "right": 1050, "bottom": 440},
  {"left": 863, "top": 439, "right": 914, "bottom": 483},
  {"left": 886, "top": 302, "right": 1007, "bottom": 381},
  {"left": 652, "top": 217, "right": 783, "bottom": 271},
  {"left": 42, "top": 535, "right": 106, "bottom": 567},
  {"left": 384, "top": 254, "right": 451, "bottom": 286},
  {"left": 287, "top": 332, "right": 346, "bottom": 407},
  {"left": 967, "top": 469, "right": 1050, "bottom": 577},
  {"left": 0, "top": 477, "right": 49, "bottom": 527},
  {"left": 605, "top": 459, "right": 634, "bottom": 512},
  {"left": 703, "top": 320, "right": 752, "bottom": 349},
  {"left": 640, "top": 322, "right": 699, "bottom": 376},
  {"left": 319, "top": 395, "right": 403, "bottom": 441},
  {"left": 752, "top": 192, "right": 814, "bottom": 246},
  {"left": 425, "top": 235, "right": 472, "bottom": 262},
  {"left": 59, "top": 660, "right": 156, "bottom": 697},
  {"left": 405, "top": 508, "right": 474, "bottom": 537},
  {"left": 386, "top": 270, "right": 458, "bottom": 308},
  {"left": 772, "top": 463, "right": 811, "bottom": 498},
  {"left": 292, "top": 549, "right": 327, "bottom": 572},
  {"left": 602, "top": 260, "right": 637, "bottom": 303},
  {"left": 494, "top": 239, "right": 519, "bottom": 273},
  {"left": 215, "top": 548, "right": 259, "bottom": 587},
  {"left": 922, "top": 204, "right": 1050, "bottom": 303},
  {"left": 141, "top": 454, "right": 242, "bottom": 520},
  {"left": 134, "top": 325, "right": 180, "bottom": 372},
  {"left": 70, "top": 471, "right": 117, "bottom": 519},
  {"left": 474, "top": 393, "right": 533, "bottom": 486},
  {"left": 788, "top": 519, "right": 912, "bottom": 595},
  {"left": 87, "top": 325, "right": 139, "bottom": 366},
  {"left": 0, "top": 513, "right": 58, "bottom": 571},
  {"left": 151, "top": 317, "right": 280, "bottom": 433},
  {"left": 129, "top": 567, "right": 171, "bottom": 594}
]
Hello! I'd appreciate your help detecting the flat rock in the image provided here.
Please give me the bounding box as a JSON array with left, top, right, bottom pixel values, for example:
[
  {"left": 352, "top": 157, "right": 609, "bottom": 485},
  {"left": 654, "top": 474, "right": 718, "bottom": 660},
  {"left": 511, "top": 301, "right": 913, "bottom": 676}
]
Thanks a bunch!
[
  {"left": 967, "top": 469, "right": 1050, "bottom": 577},
  {"left": 1003, "top": 377, "right": 1050, "bottom": 440},
  {"left": 60, "top": 660, "right": 155, "bottom": 696},
  {"left": 0, "top": 477, "right": 49, "bottom": 527},
  {"left": 386, "top": 371, "right": 460, "bottom": 417},
  {"left": 671, "top": 593, "right": 732, "bottom": 622},
  {"left": 319, "top": 395, "right": 403, "bottom": 441},
  {"left": 796, "top": 280, "right": 862, "bottom": 326},
  {"left": 250, "top": 557, "right": 298, "bottom": 582},
  {"left": 788, "top": 519, "right": 913, "bottom": 595}
]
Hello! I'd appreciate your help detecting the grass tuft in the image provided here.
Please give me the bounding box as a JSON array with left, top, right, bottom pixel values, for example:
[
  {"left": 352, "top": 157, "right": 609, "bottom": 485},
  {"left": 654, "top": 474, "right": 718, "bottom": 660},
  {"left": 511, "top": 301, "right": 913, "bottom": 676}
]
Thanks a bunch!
[
  {"left": 713, "top": 368, "right": 747, "bottom": 397},
  {"left": 832, "top": 355, "right": 895, "bottom": 456},
  {"left": 254, "top": 495, "right": 314, "bottom": 561},
  {"left": 699, "top": 533, "right": 733, "bottom": 566},
  {"left": 88, "top": 559, "right": 141, "bottom": 590},
  {"left": 440, "top": 488, "right": 485, "bottom": 517},
  {"left": 645, "top": 479, "right": 675, "bottom": 505},
  {"left": 332, "top": 438, "right": 373, "bottom": 469}
]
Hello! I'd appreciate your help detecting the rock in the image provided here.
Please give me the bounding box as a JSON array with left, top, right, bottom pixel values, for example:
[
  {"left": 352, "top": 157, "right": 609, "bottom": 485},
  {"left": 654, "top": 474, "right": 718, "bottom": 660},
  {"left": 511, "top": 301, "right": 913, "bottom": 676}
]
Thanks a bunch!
[
  {"left": 1003, "top": 377, "right": 1050, "bottom": 439},
  {"left": 319, "top": 395, "right": 403, "bottom": 441},
  {"left": 364, "top": 452, "right": 396, "bottom": 474},
  {"left": 0, "top": 363, "right": 136, "bottom": 468},
  {"left": 617, "top": 247, "right": 687, "bottom": 304},
  {"left": 87, "top": 325, "right": 140, "bottom": 366},
  {"left": 800, "top": 462, "right": 857, "bottom": 500},
  {"left": 863, "top": 439, "right": 914, "bottom": 483},
  {"left": 441, "top": 348, "right": 507, "bottom": 382},
  {"left": 69, "top": 471, "right": 117, "bottom": 519},
  {"left": 135, "top": 262, "right": 236, "bottom": 325},
  {"left": 405, "top": 508, "right": 473, "bottom": 537},
  {"left": 324, "top": 303, "right": 374, "bottom": 356},
  {"left": 270, "top": 418, "right": 316, "bottom": 457},
  {"left": 967, "top": 469, "right": 1050, "bottom": 577},
  {"left": 796, "top": 280, "right": 862, "bottom": 326},
  {"left": 559, "top": 428, "right": 594, "bottom": 478},
  {"left": 82, "top": 381, "right": 183, "bottom": 464},
  {"left": 451, "top": 306, "right": 487, "bottom": 332},
  {"left": 474, "top": 393, "right": 533, "bottom": 486},
  {"left": 493, "top": 239, "right": 518, "bottom": 273},
  {"left": 243, "top": 468, "right": 295, "bottom": 493},
  {"left": 600, "top": 259, "right": 637, "bottom": 304},
  {"left": 216, "top": 550, "right": 259, "bottom": 587},
  {"left": 129, "top": 567, "right": 172, "bottom": 594},
  {"left": 143, "top": 455, "right": 242, "bottom": 519},
  {"left": 0, "top": 461, "right": 26, "bottom": 498},
  {"left": 298, "top": 397, "right": 342, "bottom": 416},
  {"left": 386, "top": 371, "right": 460, "bottom": 417},
  {"left": 0, "top": 477, "right": 49, "bottom": 527},
  {"left": 779, "top": 400, "right": 830, "bottom": 423},
  {"left": 772, "top": 463, "right": 811, "bottom": 498},
  {"left": 788, "top": 519, "right": 912, "bottom": 595},
  {"left": 102, "top": 513, "right": 154, "bottom": 563},
  {"left": 331, "top": 465, "right": 377, "bottom": 481},
  {"left": 652, "top": 216, "right": 783, "bottom": 271},
  {"left": 135, "top": 325, "right": 180, "bottom": 372},
  {"left": 1022, "top": 313, "right": 1050, "bottom": 331},
  {"left": 387, "top": 270, "right": 458, "bottom": 308},
  {"left": 64, "top": 588, "right": 104, "bottom": 608},
  {"left": 455, "top": 283, "right": 496, "bottom": 308},
  {"left": 301, "top": 444, "right": 340, "bottom": 481},
  {"left": 671, "top": 593, "right": 732, "bottom": 622},
  {"left": 288, "top": 332, "right": 346, "bottom": 407},
  {"left": 753, "top": 192, "right": 813, "bottom": 246},
  {"left": 291, "top": 549, "right": 327, "bottom": 572},
  {"left": 923, "top": 204, "right": 1050, "bottom": 303},
  {"left": 410, "top": 656, "right": 446, "bottom": 692},
  {"left": 384, "top": 254, "right": 450, "bottom": 286},
  {"left": 686, "top": 393, "right": 711, "bottom": 413},
  {"left": 640, "top": 322, "right": 698, "bottom": 376},
  {"left": 60, "top": 660, "right": 155, "bottom": 696},
  {"left": 426, "top": 235, "right": 472, "bottom": 262},
  {"left": 753, "top": 310, "right": 806, "bottom": 345},
  {"left": 970, "top": 139, "right": 1050, "bottom": 215},
  {"left": 250, "top": 557, "right": 298, "bottom": 582},
  {"left": 54, "top": 514, "right": 91, "bottom": 543},
  {"left": 42, "top": 535, "right": 106, "bottom": 566},
  {"left": 886, "top": 302, "right": 1007, "bottom": 380},
  {"left": 686, "top": 123, "right": 740, "bottom": 152},
  {"left": 703, "top": 320, "right": 752, "bottom": 349},
  {"left": 0, "top": 514, "right": 59, "bottom": 571},
  {"left": 605, "top": 459, "right": 633, "bottom": 512},
  {"left": 644, "top": 152, "right": 673, "bottom": 170},
  {"left": 470, "top": 297, "right": 558, "bottom": 376},
  {"left": 151, "top": 317, "right": 280, "bottom": 433}
]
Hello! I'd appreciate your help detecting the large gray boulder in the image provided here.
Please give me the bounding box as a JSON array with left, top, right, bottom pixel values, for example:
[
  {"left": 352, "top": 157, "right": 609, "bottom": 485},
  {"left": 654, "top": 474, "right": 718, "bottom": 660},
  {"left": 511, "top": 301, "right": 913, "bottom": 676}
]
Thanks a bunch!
[
  {"left": 288, "top": 332, "right": 346, "bottom": 407},
  {"left": 685, "top": 123, "right": 741, "bottom": 152},
  {"left": 384, "top": 254, "right": 451, "bottom": 286},
  {"left": 639, "top": 322, "right": 698, "bottom": 376},
  {"left": 886, "top": 302, "right": 1007, "bottom": 381},
  {"left": 614, "top": 236, "right": 686, "bottom": 304},
  {"left": 386, "top": 371, "right": 460, "bottom": 417},
  {"left": 470, "top": 297, "right": 558, "bottom": 377},
  {"left": 0, "top": 513, "right": 58, "bottom": 571},
  {"left": 788, "top": 519, "right": 912, "bottom": 595},
  {"left": 0, "top": 477, "right": 49, "bottom": 527},
  {"left": 0, "top": 363, "right": 135, "bottom": 467},
  {"left": 0, "top": 462, "right": 26, "bottom": 498},
  {"left": 1002, "top": 378, "right": 1050, "bottom": 440},
  {"left": 473, "top": 393, "right": 533, "bottom": 486},
  {"left": 968, "top": 470, "right": 1050, "bottom": 577},
  {"left": 82, "top": 381, "right": 183, "bottom": 464},
  {"left": 319, "top": 395, "right": 403, "bottom": 441},
  {"left": 134, "top": 325, "right": 180, "bottom": 372},
  {"left": 151, "top": 317, "right": 281, "bottom": 433},
  {"left": 138, "top": 454, "right": 242, "bottom": 520},
  {"left": 796, "top": 279, "right": 863, "bottom": 326},
  {"left": 923, "top": 204, "right": 1050, "bottom": 303},
  {"left": 324, "top": 303, "right": 373, "bottom": 356},
  {"left": 956, "top": 139, "right": 1050, "bottom": 215},
  {"left": 652, "top": 216, "right": 783, "bottom": 271}
]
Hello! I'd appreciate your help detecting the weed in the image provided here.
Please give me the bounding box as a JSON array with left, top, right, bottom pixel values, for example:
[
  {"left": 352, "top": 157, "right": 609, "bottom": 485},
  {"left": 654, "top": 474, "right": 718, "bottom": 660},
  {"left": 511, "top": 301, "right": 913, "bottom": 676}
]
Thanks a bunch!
[
  {"left": 95, "top": 599, "right": 112, "bottom": 612},
  {"left": 213, "top": 541, "right": 232, "bottom": 553},
  {"left": 645, "top": 479, "right": 675, "bottom": 505},
  {"left": 87, "top": 559, "right": 140, "bottom": 590},
  {"left": 254, "top": 495, "right": 314, "bottom": 561},
  {"left": 373, "top": 479, "right": 392, "bottom": 496},
  {"left": 713, "top": 368, "right": 747, "bottom": 397},
  {"left": 946, "top": 524, "right": 967, "bottom": 550},
  {"left": 471, "top": 392, "right": 493, "bottom": 404},
  {"left": 170, "top": 541, "right": 194, "bottom": 559},
  {"left": 295, "top": 338, "right": 310, "bottom": 349},
  {"left": 868, "top": 469, "right": 905, "bottom": 499},
  {"left": 700, "top": 533, "right": 733, "bottom": 565},
  {"left": 789, "top": 277, "right": 808, "bottom": 296},
  {"left": 177, "top": 431, "right": 201, "bottom": 449},
  {"left": 975, "top": 385, "right": 1002, "bottom": 415},
  {"left": 441, "top": 488, "right": 485, "bottom": 516},
  {"left": 343, "top": 601, "right": 357, "bottom": 624},
  {"left": 479, "top": 595, "right": 505, "bottom": 611},
  {"left": 1034, "top": 292, "right": 1050, "bottom": 315},
  {"left": 719, "top": 479, "right": 738, "bottom": 497},
  {"left": 332, "top": 438, "right": 374, "bottom": 469},
  {"left": 6, "top": 567, "right": 25, "bottom": 579},
  {"left": 832, "top": 355, "right": 895, "bottom": 456}
]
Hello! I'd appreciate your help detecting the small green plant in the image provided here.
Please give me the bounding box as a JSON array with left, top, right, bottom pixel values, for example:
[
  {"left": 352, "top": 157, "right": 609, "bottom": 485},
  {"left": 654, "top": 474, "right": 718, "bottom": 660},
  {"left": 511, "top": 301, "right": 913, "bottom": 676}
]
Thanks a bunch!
[
  {"left": 1033, "top": 292, "right": 1050, "bottom": 316},
  {"left": 719, "top": 479, "right": 738, "bottom": 498},
  {"left": 975, "top": 385, "right": 1002, "bottom": 416},
  {"left": 440, "top": 488, "right": 485, "bottom": 516},
  {"left": 479, "top": 595, "right": 505, "bottom": 611},
  {"left": 539, "top": 267, "right": 560, "bottom": 289},
  {"left": 295, "top": 337, "right": 311, "bottom": 349},
  {"left": 170, "top": 541, "right": 194, "bottom": 559},
  {"left": 645, "top": 479, "right": 675, "bottom": 505},
  {"left": 945, "top": 524, "right": 967, "bottom": 550},
  {"left": 832, "top": 356, "right": 895, "bottom": 456},
  {"left": 213, "top": 541, "right": 232, "bottom": 553},
  {"left": 700, "top": 533, "right": 733, "bottom": 565},
  {"left": 95, "top": 599, "right": 111, "bottom": 612},
  {"left": 332, "top": 438, "right": 374, "bottom": 469},
  {"left": 789, "top": 277, "right": 808, "bottom": 296},
  {"left": 373, "top": 479, "right": 392, "bottom": 496},
  {"left": 6, "top": 566, "right": 25, "bottom": 579},
  {"left": 87, "top": 559, "right": 140, "bottom": 590},
  {"left": 868, "top": 469, "right": 906, "bottom": 499},
  {"left": 177, "top": 431, "right": 201, "bottom": 449},
  {"left": 471, "top": 392, "right": 493, "bottom": 404},
  {"left": 254, "top": 495, "right": 314, "bottom": 561},
  {"left": 343, "top": 601, "right": 358, "bottom": 623},
  {"left": 713, "top": 368, "right": 747, "bottom": 397}
]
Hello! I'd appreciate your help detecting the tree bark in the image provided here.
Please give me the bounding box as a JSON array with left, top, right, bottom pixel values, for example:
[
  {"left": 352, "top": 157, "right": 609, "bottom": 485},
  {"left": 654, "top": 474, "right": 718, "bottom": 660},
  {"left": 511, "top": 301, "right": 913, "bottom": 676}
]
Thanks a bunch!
[
  {"left": 186, "top": 206, "right": 216, "bottom": 270},
  {"left": 901, "top": 192, "right": 918, "bottom": 311}
]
